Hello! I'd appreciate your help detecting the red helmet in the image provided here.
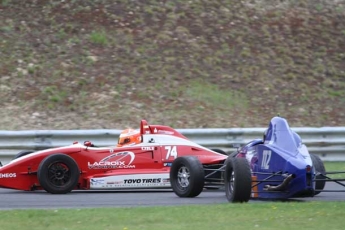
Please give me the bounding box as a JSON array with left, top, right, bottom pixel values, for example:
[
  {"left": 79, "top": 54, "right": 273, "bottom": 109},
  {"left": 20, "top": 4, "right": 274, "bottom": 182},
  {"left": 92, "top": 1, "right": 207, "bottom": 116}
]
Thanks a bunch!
[{"left": 117, "top": 129, "right": 141, "bottom": 147}]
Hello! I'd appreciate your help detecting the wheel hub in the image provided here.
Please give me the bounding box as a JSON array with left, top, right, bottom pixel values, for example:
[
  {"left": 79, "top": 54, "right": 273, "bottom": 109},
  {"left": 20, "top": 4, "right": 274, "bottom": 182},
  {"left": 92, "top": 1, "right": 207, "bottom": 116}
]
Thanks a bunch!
[
  {"left": 55, "top": 170, "right": 64, "bottom": 179},
  {"left": 177, "top": 166, "right": 190, "bottom": 188},
  {"left": 48, "top": 162, "right": 70, "bottom": 186},
  {"left": 229, "top": 171, "right": 235, "bottom": 193}
]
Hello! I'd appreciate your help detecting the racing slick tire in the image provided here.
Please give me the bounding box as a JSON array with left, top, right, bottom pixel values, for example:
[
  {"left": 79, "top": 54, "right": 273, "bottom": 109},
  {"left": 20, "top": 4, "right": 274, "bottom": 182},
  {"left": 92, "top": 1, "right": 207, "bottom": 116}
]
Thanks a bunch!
[
  {"left": 37, "top": 153, "right": 80, "bottom": 194},
  {"left": 170, "top": 156, "right": 205, "bottom": 198},
  {"left": 224, "top": 157, "right": 252, "bottom": 203},
  {"left": 310, "top": 153, "right": 326, "bottom": 195},
  {"left": 12, "top": 150, "right": 34, "bottom": 160}
]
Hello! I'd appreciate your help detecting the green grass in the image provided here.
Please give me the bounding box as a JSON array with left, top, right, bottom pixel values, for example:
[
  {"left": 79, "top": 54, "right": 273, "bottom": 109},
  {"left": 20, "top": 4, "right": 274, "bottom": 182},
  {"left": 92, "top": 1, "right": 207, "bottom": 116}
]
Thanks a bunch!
[
  {"left": 325, "top": 161, "right": 345, "bottom": 171},
  {"left": 0, "top": 202, "right": 344, "bottom": 230},
  {"left": 89, "top": 30, "right": 108, "bottom": 45},
  {"left": 324, "top": 161, "right": 345, "bottom": 179},
  {"left": 1, "top": 0, "right": 11, "bottom": 7},
  {"left": 185, "top": 79, "right": 249, "bottom": 109}
]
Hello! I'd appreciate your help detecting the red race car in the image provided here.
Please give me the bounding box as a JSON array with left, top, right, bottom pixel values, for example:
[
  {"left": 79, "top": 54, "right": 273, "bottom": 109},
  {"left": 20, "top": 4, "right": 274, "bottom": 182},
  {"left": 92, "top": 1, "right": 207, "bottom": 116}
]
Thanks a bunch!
[{"left": 0, "top": 120, "right": 228, "bottom": 194}]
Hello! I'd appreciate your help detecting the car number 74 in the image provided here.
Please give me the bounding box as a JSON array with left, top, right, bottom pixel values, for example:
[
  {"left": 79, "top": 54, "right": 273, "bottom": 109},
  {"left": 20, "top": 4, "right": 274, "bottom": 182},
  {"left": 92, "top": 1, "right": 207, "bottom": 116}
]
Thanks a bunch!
[{"left": 165, "top": 146, "right": 178, "bottom": 160}]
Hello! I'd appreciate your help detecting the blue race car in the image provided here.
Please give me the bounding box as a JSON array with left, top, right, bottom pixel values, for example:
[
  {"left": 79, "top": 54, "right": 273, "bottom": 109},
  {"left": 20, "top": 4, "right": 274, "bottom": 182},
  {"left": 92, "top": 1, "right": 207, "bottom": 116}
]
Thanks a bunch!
[
  {"left": 226, "top": 116, "right": 321, "bottom": 201},
  {"left": 170, "top": 116, "right": 344, "bottom": 202}
]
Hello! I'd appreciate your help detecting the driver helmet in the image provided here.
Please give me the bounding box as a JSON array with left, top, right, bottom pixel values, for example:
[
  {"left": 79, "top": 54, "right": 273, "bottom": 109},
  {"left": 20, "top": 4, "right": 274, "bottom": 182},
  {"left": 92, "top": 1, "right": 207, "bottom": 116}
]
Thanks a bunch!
[{"left": 117, "top": 128, "right": 141, "bottom": 147}]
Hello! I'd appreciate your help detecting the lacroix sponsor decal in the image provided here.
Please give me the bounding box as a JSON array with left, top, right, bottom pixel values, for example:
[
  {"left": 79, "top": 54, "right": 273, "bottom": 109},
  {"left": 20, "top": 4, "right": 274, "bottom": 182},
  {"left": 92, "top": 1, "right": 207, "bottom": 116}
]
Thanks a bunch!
[
  {"left": 88, "top": 151, "right": 136, "bottom": 169},
  {"left": 88, "top": 161, "right": 135, "bottom": 169}
]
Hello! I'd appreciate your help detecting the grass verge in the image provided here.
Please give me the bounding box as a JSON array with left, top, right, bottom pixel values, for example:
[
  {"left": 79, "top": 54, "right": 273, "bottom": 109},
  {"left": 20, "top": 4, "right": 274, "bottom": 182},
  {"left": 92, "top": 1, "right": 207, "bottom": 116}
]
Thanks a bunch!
[{"left": 0, "top": 202, "right": 344, "bottom": 230}]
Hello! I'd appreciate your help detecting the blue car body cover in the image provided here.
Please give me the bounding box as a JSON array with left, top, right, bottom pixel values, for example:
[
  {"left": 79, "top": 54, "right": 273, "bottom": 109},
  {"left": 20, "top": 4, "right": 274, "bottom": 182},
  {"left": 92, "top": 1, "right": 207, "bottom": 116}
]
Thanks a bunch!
[{"left": 238, "top": 116, "right": 314, "bottom": 199}]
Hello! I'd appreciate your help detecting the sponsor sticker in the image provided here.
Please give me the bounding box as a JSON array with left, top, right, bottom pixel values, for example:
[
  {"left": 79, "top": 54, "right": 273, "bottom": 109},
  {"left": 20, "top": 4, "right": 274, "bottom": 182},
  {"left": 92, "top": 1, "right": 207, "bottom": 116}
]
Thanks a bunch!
[
  {"left": 0, "top": 173, "right": 16, "bottom": 178},
  {"left": 141, "top": 147, "right": 154, "bottom": 151},
  {"left": 124, "top": 178, "right": 162, "bottom": 184},
  {"left": 88, "top": 151, "right": 136, "bottom": 169},
  {"left": 157, "top": 130, "right": 174, "bottom": 135},
  {"left": 90, "top": 178, "right": 105, "bottom": 186},
  {"left": 89, "top": 174, "right": 171, "bottom": 189}
]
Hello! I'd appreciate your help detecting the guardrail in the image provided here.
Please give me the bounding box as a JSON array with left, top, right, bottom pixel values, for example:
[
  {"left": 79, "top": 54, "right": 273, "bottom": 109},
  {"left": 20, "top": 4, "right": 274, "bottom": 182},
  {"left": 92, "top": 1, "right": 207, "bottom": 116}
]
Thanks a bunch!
[{"left": 0, "top": 127, "right": 345, "bottom": 164}]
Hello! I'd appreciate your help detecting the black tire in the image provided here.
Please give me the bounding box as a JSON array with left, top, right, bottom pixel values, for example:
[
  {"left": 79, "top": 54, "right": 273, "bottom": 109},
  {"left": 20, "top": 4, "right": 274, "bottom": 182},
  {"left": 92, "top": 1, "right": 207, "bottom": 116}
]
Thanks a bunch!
[
  {"left": 37, "top": 154, "right": 80, "bottom": 194},
  {"left": 310, "top": 153, "right": 326, "bottom": 195},
  {"left": 211, "top": 148, "right": 228, "bottom": 155},
  {"left": 219, "top": 154, "right": 239, "bottom": 184},
  {"left": 170, "top": 156, "right": 205, "bottom": 197},
  {"left": 225, "top": 157, "right": 252, "bottom": 203},
  {"left": 13, "top": 150, "right": 34, "bottom": 160}
]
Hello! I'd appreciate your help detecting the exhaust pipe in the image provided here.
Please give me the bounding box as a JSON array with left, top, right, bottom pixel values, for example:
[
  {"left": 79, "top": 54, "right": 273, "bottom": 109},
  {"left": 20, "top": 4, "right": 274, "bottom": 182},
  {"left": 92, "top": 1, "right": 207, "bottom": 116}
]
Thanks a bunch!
[{"left": 264, "top": 174, "right": 296, "bottom": 191}]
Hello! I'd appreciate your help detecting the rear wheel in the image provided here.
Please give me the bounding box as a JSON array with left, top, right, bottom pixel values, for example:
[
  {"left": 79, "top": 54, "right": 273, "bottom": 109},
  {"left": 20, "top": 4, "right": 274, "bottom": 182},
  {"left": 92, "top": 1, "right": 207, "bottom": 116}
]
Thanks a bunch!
[
  {"left": 225, "top": 157, "right": 252, "bottom": 202},
  {"left": 38, "top": 154, "right": 80, "bottom": 194},
  {"left": 170, "top": 156, "right": 205, "bottom": 197},
  {"left": 211, "top": 148, "right": 228, "bottom": 155},
  {"left": 13, "top": 150, "right": 34, "bottom": 160},
  {"left": 310, "top": 153, "right": 326, "bottom": 195}
]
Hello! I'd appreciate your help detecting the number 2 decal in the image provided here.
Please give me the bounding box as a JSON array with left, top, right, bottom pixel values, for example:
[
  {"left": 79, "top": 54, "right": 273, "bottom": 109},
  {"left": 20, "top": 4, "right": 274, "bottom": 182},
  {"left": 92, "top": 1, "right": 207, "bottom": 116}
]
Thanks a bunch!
[
  {"left": 165, "top": 146, "right": 178, "bottom": 160},
  {"left": 261, "top": 150, "right": 271, "bottom": 169}
]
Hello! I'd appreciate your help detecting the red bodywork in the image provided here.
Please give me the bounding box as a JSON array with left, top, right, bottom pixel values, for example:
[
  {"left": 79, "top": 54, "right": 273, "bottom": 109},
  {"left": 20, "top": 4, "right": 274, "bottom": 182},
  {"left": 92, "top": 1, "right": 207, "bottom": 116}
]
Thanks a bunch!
[{"left": 0, "top": 120, "right": 227, "bottom": 192}]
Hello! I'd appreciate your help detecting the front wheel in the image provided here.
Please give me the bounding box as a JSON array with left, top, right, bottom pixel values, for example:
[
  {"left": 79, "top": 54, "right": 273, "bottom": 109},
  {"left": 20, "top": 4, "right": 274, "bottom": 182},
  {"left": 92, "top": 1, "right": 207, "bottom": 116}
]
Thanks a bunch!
[
  {"left": 170, "top": 156, "right": 205, "bottom": 198},
  {"left": 37, "top": 153, "right": 80, "bottom": 194},
  {"left": 225, "top": 157, "right": 252, "bottom": 202},
  {"left": 310, "top": 153, "right": 326, "bottom": 195}
]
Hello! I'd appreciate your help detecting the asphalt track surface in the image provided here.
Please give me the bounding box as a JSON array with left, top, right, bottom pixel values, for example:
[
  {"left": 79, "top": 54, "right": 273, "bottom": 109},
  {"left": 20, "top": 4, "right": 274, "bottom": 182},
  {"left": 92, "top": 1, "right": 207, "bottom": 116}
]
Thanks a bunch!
[{"left": 0, "top": 182, "right": 344, "bottom": 210}]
